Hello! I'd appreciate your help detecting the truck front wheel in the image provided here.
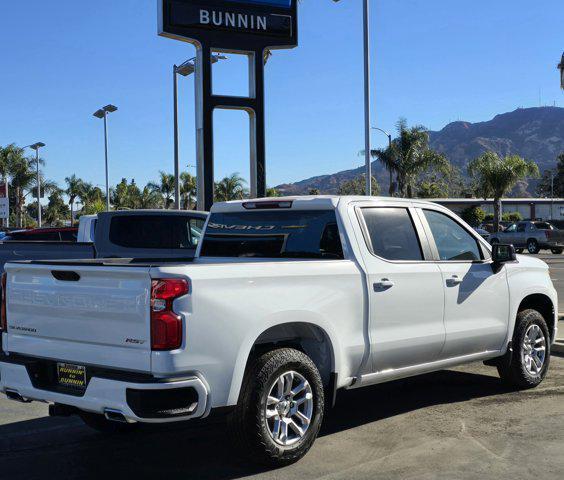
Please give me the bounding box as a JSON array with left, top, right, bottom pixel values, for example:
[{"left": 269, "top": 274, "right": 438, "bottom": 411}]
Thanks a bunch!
[
  {"left": 497, "top": 309, "right": 550, "bottom": 388},
  {"left": 229, "top": 348, "right": 325, "bottom": 466}
]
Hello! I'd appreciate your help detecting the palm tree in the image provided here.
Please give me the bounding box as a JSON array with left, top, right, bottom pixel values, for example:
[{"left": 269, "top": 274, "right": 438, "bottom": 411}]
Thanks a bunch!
[
  {"left": 214, "top": 173, "right": 247, "bottom": 202},
  {"left": 65, "top": 174, "right": 83, "bottom": 225},
  {"left": 371, "top": 119, "right": 450, "bottom": 198},
  {"left": 136, "top": 186, "right": 163, "bottom": 209},
  {"left": 148, "top": 171, "right": 175, "bottom": 209},
  {"left": 44, "top": 189, "right": 70, "bottom": 226},
  {"left": 180, "top": 172, "right": 197, "bottom": 209},
  {"left": 77, "top": 182, "right": 106, "bottom": 215},
  {"left": 468, "top": 152, "right": 540, "bottom": 232}
]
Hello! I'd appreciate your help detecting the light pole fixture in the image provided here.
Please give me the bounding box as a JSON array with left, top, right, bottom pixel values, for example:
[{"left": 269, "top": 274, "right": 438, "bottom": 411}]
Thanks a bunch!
[
  {"left": 372, "top": 127, "right": 393, "bottom": 196},
  {"left": 173, "top": 54, "right": 226, "bottom": 209},
  {"left": 558, "top": 52, "right": 564, "bottom": 90},
  {"left": 93, "top": 104, "right": 118, "bottom": 211},
  {"left": 28, "top": 142, "right": 46, "bottom": 227}
]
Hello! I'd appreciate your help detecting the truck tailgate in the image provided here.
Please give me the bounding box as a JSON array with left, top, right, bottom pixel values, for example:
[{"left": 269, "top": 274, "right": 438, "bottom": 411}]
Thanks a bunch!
[{"left": 4, "top": 263, "right": 152, "bottom": 372}]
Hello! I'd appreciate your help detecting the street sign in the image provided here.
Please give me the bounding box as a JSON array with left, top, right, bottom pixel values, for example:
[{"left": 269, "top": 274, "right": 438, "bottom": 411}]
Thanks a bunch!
[{"left": 158, "top": 0, "right": 298, "bottom": 50}]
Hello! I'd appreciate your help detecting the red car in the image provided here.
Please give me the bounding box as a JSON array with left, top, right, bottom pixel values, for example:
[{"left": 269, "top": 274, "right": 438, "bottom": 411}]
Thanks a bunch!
[{"left": 1, "top": 227, "right": 78, "bottom": 242}]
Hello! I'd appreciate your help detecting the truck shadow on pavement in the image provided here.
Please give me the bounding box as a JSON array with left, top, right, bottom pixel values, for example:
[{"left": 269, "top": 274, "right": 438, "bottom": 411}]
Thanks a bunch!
[{"left": 0, "top": 369, "right": 517, "bottom": 480}]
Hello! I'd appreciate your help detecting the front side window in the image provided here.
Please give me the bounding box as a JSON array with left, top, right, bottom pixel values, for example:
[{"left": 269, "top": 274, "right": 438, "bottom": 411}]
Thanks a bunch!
[
  {"left": 200, "top": 210, "right": 343, "bottom": 259},
  {"left": 361, "top": 207, "right": 423, "bottom": 261},
  {"left": 423, "top": 210, "right": 481, "bottom": 261}
]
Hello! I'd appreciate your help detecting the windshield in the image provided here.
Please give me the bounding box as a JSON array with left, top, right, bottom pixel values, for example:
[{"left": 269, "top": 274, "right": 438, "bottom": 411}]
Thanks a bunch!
[{"left": 200, "top": 210, "right": 343, "bottom": 259}]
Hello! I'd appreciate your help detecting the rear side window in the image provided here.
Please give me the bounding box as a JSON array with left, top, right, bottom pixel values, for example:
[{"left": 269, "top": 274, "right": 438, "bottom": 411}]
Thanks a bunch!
[
  {"left": 200, "top": 210, "right": 343, "bottom": 259},
  {"left": 534, "top": 222, "right": 552, "bottom": 230},
  {"left": 109, "top": 215, "right": 202, "bottom": 250},
  {"left": 361, "top": 207, "right": 423, "bottom": 261},
  {"left": 423, "top": 210, "right": 481, "bottom": 261}
]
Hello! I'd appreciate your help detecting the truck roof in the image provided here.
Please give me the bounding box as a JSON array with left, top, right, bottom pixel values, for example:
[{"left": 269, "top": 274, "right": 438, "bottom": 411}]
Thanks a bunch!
[{"left": 211, "top": 195, "right": 438, "bottom": 213}]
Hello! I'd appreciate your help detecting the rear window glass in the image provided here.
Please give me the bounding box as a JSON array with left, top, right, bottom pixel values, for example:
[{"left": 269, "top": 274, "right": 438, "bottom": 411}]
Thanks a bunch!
[
  {"left": 534, "top": 222, "right": 552, "bottom": 230},
  {"left": 109, "top": 215, "right": 202, "bottom": 250},
  {"left": 200, "top": 210, "right": 343, "bottom": 259}
]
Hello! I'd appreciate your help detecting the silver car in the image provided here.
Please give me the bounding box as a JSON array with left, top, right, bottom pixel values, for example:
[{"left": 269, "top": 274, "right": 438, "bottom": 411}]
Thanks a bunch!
[{"left": 489, "top": 221, "right": 564, "bottom": 254}]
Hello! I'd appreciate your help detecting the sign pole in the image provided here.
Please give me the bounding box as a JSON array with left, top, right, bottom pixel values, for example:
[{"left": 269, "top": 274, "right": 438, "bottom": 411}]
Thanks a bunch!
[{"left": 159, "top": 0, "right": 298, "bottom": 211}]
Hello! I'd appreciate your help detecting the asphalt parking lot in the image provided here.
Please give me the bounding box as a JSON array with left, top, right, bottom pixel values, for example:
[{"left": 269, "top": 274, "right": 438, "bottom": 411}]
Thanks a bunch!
[{"left": 0, "top": 255, "right": 563, "bottom": 480}]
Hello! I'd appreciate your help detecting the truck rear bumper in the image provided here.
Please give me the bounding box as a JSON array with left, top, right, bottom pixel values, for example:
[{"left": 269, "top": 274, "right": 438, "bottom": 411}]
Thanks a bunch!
[{"left": 0, "top": 357, "right": 209, "bottom": 424}]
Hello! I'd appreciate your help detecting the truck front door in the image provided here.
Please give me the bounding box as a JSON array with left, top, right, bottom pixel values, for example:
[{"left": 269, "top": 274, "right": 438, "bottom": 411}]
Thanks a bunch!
[{"left": 352, "top": 204, "right": 446, "bottom": 372}]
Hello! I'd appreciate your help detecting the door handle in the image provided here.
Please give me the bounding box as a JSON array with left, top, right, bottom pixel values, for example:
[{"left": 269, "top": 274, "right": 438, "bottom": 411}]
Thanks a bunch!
[
  {"left": 374, "top": 278, "right": 394, "bottom": 290},
  {"left": 446, "top": 275, "right": 463, "bottom": 286}
]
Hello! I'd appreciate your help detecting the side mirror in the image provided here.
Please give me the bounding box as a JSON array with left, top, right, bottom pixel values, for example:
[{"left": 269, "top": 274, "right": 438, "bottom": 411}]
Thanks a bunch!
[{"left": 492, "top": 244, "right": 517, "bottom": 264}]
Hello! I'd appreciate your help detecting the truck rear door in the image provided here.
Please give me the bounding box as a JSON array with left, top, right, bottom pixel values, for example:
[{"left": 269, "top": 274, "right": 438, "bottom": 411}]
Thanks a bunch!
[{"left": 4, "top": 263, "right": 153, "bottom": 372}]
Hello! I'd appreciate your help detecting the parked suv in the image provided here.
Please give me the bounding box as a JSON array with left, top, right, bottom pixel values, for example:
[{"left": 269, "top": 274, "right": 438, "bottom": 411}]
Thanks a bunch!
[
  {"left": 0, "top": 197, "right": 557, "bottom": 466},
  {"left": 490, "top": 221, "right": 564, "bottom": 254}
]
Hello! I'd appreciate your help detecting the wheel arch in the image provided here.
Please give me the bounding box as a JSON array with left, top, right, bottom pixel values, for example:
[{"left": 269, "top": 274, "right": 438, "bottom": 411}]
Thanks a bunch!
[
  {"left": 517, "top": 293, "right": 556, "bottom": 341},
  {"left": 227, "top": 320, "right": 341, "bottom": 407}
]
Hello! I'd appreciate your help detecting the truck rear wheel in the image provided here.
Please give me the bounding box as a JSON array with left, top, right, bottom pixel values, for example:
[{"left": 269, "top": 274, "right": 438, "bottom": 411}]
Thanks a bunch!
[
  {"left": 497, "top": 309, "right": 550, "bottom": 389},
  {"left": 551, "top": 248, "right": 563, "bottom": 254},
  {"left": 228, "top": 348, "right": 325, "bottom": 467}
]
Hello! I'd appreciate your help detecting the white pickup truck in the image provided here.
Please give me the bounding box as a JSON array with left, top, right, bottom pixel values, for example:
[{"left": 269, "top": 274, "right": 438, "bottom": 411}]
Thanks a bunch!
[{"left": 0, "top": 197, "right": 557, "bottom": 466}]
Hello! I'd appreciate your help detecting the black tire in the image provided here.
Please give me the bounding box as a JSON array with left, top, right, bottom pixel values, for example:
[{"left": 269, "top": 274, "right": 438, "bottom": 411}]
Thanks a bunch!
[
  {"left": 80, "top": 412, "right": 139, "bottom": 434},
  {"left": 551, "top": 248, "right": 563, "bottom": 254},
  {"left": 515, "top": 248, "right": 524, "bottom": 254},
  {"left": 527, "top": 239, "right": 540, "bottom": 254},
  {"left": 228, "top": 348, "right": 325, "bottom": 467},
  {"left": 497, "top": 309, "right": 551, "bottom": 389}
]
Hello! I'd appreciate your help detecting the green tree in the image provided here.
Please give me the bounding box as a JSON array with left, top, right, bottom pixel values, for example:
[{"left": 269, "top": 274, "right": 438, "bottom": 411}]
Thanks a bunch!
[
  {"left": 135, "top": 186, "right": 163, "bottom": 209},
  {"left": 460, "top": 206, "right": 486, "bottom": 227},
  {"left": 148, "top": 171, "right": 175, "bottom": 209},
  {"left": 214, "top": 173, "right": 247, "bottom": 202},
  {"left": 65, "top": 174, "right": 84, "bottom": 225},
  {"left": 338, "top": 175, "right": 380, "bottom": 196},
  {"left": 468, "top": 152, "right": 539, "bottom": 232},
  {"left": 44, "top": 189, "right": 70, "bottom": 226},
  {"left": 266, "top": 187, "right": 280, "bottom": 197},
  {"left": 78, "top": 182, "right": 105, "bottom": 215},
  {"left": 308, "top": 188, "right": 320, "bottom": 195},
  {"left": 371, "top": 119, "right": 450, "bottom": 198},
  {"left": 180, "top": 172, "right": 197, "bottom": 209}
]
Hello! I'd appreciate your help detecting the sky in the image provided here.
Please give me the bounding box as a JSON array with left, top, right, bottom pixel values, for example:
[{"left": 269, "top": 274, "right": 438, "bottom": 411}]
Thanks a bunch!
[{"left": 0, "top": 0, "right": 563, "bottom": 199}]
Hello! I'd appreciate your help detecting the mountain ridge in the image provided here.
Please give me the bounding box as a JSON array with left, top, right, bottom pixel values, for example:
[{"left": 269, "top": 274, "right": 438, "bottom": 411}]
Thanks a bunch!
[{"left": 276, "top": 106, "right": 564, "bottom": 195}]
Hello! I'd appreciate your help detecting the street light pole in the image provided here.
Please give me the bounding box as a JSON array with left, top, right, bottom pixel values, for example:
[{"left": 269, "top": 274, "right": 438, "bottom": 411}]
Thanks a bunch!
[
  {"left": 27, "top": 142, "right": 46, "bottom": 227},
  {"left": 93, "top": 105, "right": 118, "bottom": 212},
  {"left": 363, "top": 0, "right": 372, "bottom": 196},
  {"left": 172, "top": 54, "right": 226, "bottom": 210},
  {"left": 372, "top": 127, "right": 392, "bottom": 196}
]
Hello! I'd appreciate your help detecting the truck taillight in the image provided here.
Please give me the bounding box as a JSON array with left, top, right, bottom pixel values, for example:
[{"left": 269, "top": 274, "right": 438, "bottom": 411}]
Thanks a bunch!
[
  {"left": 1, "top": 273, "right": 7, "bottom": 333},
  {"left": 150, "top": 278, "right": 189, "bottom": 351}
]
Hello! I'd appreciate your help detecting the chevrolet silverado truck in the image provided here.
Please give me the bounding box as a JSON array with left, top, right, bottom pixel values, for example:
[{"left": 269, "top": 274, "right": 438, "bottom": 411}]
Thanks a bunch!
[
  {"left": 0, "top": 197, "right": 557, "bottom": 466},
  {"left": 489, "top": 220, "right": 564, "bottom": 254}
]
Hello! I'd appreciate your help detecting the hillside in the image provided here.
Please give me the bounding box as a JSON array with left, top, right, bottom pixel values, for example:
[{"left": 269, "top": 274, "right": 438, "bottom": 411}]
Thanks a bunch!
[{"left": 276, "top": 106, "right": 564, "bottom": 195}]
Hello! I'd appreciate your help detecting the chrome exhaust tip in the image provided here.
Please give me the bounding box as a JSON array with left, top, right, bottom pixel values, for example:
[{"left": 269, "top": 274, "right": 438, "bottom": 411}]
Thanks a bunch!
[
  {"left": 103, "top": 408, "right": 136, "bottom": 424},
  {"left": 5, "top": 389, "right": 32, "bottom": 403}
]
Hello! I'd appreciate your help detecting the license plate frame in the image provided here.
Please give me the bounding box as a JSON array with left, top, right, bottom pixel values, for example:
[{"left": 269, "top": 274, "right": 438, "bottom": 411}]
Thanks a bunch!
[{"left": 56, "top": 362, "right": 87, "bottom": 389}]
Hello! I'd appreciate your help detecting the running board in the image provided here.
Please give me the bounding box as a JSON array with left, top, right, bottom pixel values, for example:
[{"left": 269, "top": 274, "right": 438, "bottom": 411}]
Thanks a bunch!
[{"left": 354, "top": 350, "right": 502, "bottom": 388}]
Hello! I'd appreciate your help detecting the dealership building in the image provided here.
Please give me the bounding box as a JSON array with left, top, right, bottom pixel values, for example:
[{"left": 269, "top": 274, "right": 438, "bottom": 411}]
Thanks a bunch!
[{"left": 431, "top": 198, "right": 564, "bottom": 221}]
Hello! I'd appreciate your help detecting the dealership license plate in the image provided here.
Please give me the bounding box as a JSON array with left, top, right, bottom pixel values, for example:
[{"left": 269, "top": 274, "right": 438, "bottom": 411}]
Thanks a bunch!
[{"left": 57, "top": 363, "right": 87, "bottom": 389}]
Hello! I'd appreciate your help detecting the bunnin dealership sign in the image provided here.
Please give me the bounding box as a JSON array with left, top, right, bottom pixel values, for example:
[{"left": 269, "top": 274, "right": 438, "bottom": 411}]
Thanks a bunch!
[{"left": 159, "top": 0, "right": 298, "bottom": 49}]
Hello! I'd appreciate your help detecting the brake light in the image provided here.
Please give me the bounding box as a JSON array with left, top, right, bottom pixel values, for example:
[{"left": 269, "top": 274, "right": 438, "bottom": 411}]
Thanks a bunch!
[
  {"left": 242, "top": 201, "right": 293, "bottom": 210},
  {"left": 150, "top": 279, "right": 189, "bottom": 351},
  {"left": 545, "top": 230, "right": 552, "bottom": 239},
  {"left": 1, "top": 273, "right": 7, "bottom": 333}
]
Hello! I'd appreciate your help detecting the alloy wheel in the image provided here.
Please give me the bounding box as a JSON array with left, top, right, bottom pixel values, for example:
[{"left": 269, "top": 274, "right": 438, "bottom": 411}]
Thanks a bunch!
[
  {"left": 521, "top": 324, "right": 546, "bottom": 376},
  {"left": 265, "top": 371, "right": 313, "bottom": 446}
]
